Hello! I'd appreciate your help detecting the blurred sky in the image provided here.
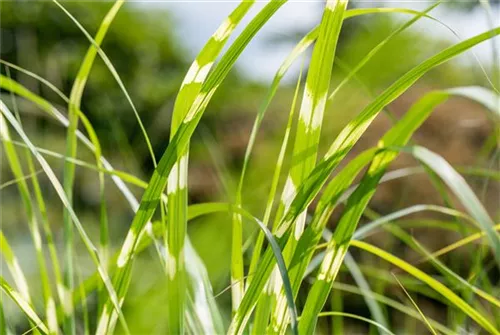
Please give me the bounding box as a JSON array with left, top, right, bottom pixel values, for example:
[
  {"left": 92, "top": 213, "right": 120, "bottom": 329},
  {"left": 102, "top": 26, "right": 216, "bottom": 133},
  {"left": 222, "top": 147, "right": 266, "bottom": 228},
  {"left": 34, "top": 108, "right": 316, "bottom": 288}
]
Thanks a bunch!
[{"left": 134, "top": 1, "right": 499, "bottom": 83}]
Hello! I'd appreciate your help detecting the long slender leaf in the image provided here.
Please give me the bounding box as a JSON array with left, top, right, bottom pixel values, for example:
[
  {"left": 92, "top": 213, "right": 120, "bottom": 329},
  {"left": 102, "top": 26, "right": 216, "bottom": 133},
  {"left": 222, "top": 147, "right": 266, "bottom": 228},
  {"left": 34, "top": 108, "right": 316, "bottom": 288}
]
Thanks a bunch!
[
  {"left": 97, "top": 1, "right": 289, "bottom": 333},
  {"left": 315, "top": 311, "right": 395, "bottom": 335},
  {"left": 0, "top": 73, "right": 223, "bottom": 333},
  {"left": 57, "top": 4, "right": 123, "bottom": 332},
  {"left": 266, "top": 1, "right": 349, "bottom": 333},
  {"left": 350, "top": 240, "right": 498, "bottom": 334},
  {"left": 233, "top": 26, "right": 500, "bottom": 332},
  {"left": 0, "top": 277, "right": 48, "bottom": 335},
  {"left": 166, "top": 3, "right": 255, "bottom": 329},
  {"left": 298, "top": 85, "right": 500, "bottom": 331},
  {"left": 0, "top": 91, "right": 58, "bottom": 333},
  {"left": 0, "top": 100, "right": 126, "bottom": 335}
]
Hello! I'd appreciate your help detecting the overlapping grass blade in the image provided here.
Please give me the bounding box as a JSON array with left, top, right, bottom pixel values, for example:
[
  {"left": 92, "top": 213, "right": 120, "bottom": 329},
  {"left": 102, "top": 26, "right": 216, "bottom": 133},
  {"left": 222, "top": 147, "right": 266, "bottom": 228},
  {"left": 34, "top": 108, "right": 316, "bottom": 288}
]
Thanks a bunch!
[
  {"left": 4, "top": 80, "right": 65, "bottom": 335},
  {"left": 166, "top": 2, "right": 255, "bottom": 329},
  {"left": 277, "top": 28, "right": 500, "bottom": 240},
  {"left": 265, "top": 1, "right": 348, "bottom": 333},
  {"left": 0, "top": 100, "right": 127, "bottom": 334},
  {"left": 423, "top": 223, "right": 500, "bottom": 260},
  {"left": 353, "top": 204, "right": 475, "bottom": 240},
  {"left": 392, "top": 273, "right": 437, "bottom": 335},
  {"left": 394, "top": 145, "right": 500, "bottom": 267},
  {"left": 53, "top": 202, "right": 254, "bottom": 318},
  {"left": 329, "top": 2, "right": 440, "bottom": 100},
  {"left": 0, "top": 72, "right": 223, "bottom": 332},
  {"left": 52, "top": 0, "right": 156, "bottom": 165},
  {"left": 330, "top": 282, "right": 455, "bottom": 335},
  {"left": 315, "top": 311, "right": 395, "bottom": 335},
  {"left": 235, "top": 3, "right": 449, "bottom": 279},
  {"left": 0, "top": 170, "right": 42, "bottom": 190},
  {"left": 271, "top": 5, "right": 445, "bottom": 332},
  {"left": 233, "top": 27, "right": 500, "bottom": 334},
  {"left": 297, "top": 90, "right": 449, "bottom": 334},
  {"left": 390, "top": 229, "right": 500, "bottom": 309},
  {"left": 56, "top": 3, "right": 123, "bottom": 332},
  {"left": 184, "top": 238, "right": 225, "bottom": 334},
  {"left": 351, "top": 240, "right": 498, "bottom": 333},
  {"left": 344, "top": 252, "right": 388, "bottom": 332},
  {"left": 0, "top": 232, "right": 31, "bottom": 305},
  {"left": 244, "top": 5, "right": 436, "bottom": 294},
  {"left": 0, "top": 277, "right": 48, "bottom": 335},
  {"left": 250, "top": 58, "right": 304, "bottom": 335},
  {"left": 298, "top": 85, "right": 499, "bottom": 331},
  {"left": 0, "top": 93, "right": 58, "bottom": 333},
  {"left": 97, "top": 1, "right": 289, "bottom": 333}
]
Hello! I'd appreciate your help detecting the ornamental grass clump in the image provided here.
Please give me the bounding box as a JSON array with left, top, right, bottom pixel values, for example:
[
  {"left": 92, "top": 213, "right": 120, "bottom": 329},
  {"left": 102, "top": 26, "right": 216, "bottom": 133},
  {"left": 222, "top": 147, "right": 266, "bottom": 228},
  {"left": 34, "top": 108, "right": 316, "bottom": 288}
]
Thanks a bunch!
[{"left": 0, "top": 0, "right": 499, "bottom": 334}]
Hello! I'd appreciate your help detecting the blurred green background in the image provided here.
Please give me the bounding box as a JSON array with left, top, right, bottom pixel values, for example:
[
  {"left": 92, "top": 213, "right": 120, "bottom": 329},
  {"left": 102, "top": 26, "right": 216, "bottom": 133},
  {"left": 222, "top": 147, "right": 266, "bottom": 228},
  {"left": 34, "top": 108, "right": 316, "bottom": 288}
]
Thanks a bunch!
[{"left": 1, "top": 1, "right": 498, "bottom": 333}]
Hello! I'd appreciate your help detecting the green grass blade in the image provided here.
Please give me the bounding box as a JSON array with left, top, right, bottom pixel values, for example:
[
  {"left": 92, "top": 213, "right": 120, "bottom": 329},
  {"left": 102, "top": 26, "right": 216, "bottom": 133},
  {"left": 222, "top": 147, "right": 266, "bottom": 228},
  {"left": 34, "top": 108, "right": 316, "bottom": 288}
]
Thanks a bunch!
[
  {"left": 315, "top": 311, "right": 395, "bottom": 335},
  {"left": 60, "top": 202, "right": 254, "bottom": 316},
  {"left": 236, "top": 7, "right": 449, "bottom": 242},
  {"left": 234, "top": 21, "right": 500, "bottom": 323},
  {"left": 353, "top": 204, "right": 475, "bottom": 240},
  {"left": 396, "top": 145, "right": 500, "bottom": 267},
  {"left": 97, "top": 1, "right": 288, "bottom": 333},
  {"left": 268, "top": 1, "right": 349, "bottom": 333},
  {"left": 0, "top": 100, "right": 127, "bottom": 334},
  {"left": 351, "top": 240, "right": 498, "bottom": 334},
  {"left": 393, "top": 229, "right": 500, "bottom": 309},
  {"left": 278, "top": 27, "right": 500, "bottom": 239},
  {"left": 245, "top": 36, "right": 313, "bottom": 293},
  {"left": 344, "top": 252, "right": 388, "bottom": 332},
  {"left": 0, "top": 72, "right": 221, "bottom": 332},
  {"left": 331, "top": 282, "right": 455, "bottom": 335},
  {"left": 232, "top": 148, "right": 376, "bottom": 335},
  {"left": 167, "top": 2, "right": 255, "bottom": 326},
  {"left": 0, "top": 232, "right": 31, "bottom": 305},
  {"left": 250, "top": 26, "right": 500, "bottom": 330},
  {"left": 0, "top": 94, "right": 58, "bottom": 333},
  {"left": 249, "top": 58, "right": 305, "bottom": 335},
  {"left": 0, "top": 277, "right": 48, "bottom": 334},
  {"left": 57, "top": 3, "right": 123, "bottom": 331},
  {"left": 52, "top": 0, "right": 156, "bottom": 166},
  {"left": 424, "top": 223, "right": 500, "bottom": 260},
  {"left": 329, "top": 2, "right": 440, "bottom": 100},
  {"left": 0, "top": 170, "right": 42, "bottom": 189},
  {"left": 296, "top": 90, "right": 448, "bottom": 333},
  {"left": 184, "top": 238, "right": 225, "bottom": 334},
  {"left": 392, "top": 273, "right": 438, "bottom": 335},
  {"left": 0, "top": 292, "right": 6, "bottom": 335},
  {"left": 0, "top": 60, "right": 68, "bottom": 102},
  {"left": 270, "top": 5, "right": 440, "bottom": 332}
]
